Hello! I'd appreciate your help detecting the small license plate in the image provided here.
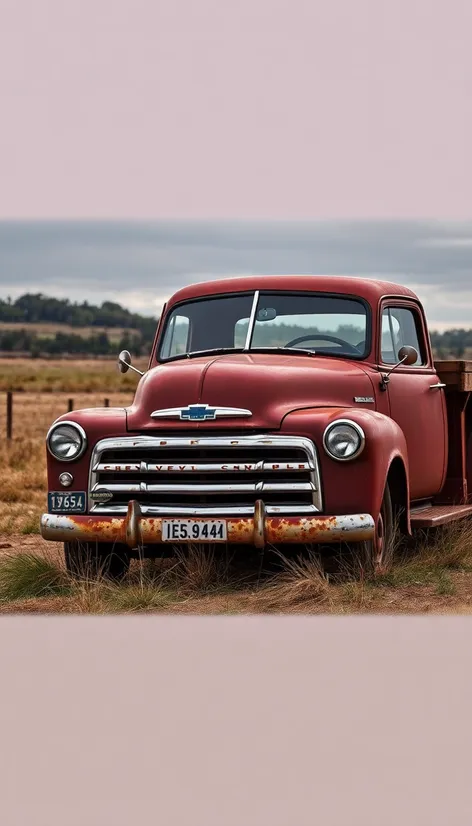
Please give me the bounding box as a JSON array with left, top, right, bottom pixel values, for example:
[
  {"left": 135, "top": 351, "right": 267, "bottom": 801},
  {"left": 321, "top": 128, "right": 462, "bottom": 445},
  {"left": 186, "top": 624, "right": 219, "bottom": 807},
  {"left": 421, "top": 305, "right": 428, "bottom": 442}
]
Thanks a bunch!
[
  {"left": 48, "top": 492, "right": 87, "bottom": 513},
  {"left": 161, "top": 519, "right": 227, "bottom": 543}
]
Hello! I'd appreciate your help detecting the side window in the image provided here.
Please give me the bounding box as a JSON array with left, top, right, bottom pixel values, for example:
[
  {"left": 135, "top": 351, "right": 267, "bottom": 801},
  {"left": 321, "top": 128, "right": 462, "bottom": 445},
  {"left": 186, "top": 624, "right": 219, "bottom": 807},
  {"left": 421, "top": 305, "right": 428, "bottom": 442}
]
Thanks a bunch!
[
  {"left": 380, "top": 307, "right": 426, "bottom": 366},
  {"left": 234, "top": 317, "right": 250, "bottom": 348},
  {"left": 160, "top": 315, "right": 190, "bottom": 358},
  {"left": 381, "top": 311, "right": 400, "bottom": 364}
]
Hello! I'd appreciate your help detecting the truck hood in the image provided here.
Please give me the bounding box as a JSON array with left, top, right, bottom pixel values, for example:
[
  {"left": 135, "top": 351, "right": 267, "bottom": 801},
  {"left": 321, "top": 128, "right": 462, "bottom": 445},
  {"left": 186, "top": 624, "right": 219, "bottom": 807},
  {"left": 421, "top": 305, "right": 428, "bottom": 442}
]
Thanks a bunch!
[{"left": 126, "top": 353, "right": 376, "bottom": 432}]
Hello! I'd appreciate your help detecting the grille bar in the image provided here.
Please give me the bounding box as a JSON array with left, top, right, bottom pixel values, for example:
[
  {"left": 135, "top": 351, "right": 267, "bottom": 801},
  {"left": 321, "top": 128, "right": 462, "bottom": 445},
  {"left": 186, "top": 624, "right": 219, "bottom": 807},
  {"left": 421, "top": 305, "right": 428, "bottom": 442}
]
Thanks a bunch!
[
  {"left": 92, "top": 481, "right": 315, "bottom": 494},
  {"left": 91, "top": 498, "right": 318, "bottom": 516},
  {"left": 93, "top": 461, "right": 312, "bottom": 473}
]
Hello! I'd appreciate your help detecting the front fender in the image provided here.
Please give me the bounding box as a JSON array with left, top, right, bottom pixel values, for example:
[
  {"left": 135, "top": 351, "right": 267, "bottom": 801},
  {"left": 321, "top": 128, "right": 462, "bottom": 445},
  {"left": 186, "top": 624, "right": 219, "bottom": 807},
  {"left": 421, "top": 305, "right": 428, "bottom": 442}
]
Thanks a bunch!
[
  {"left": 281, "top": 407, "right": 410, "bottom": 529},
  {"left": 45, "top": 407, "right": 128, "bottom": 493}
]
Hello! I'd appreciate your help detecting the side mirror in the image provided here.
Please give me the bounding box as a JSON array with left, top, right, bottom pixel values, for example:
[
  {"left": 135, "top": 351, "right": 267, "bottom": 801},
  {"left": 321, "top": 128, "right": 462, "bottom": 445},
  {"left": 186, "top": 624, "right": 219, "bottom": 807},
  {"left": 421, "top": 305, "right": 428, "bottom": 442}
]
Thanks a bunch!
[
  {"left": 397, "top": 345, "right": 418, "bottom": 366},
  {"left": 117, "top": 350, "right": 144, "bottom": 377},
  {"left": 118, "top": 349, "right": 132, "bottom": 373},
  {"left": 379, "top": 345, "right": 419, "bottom": 391}
]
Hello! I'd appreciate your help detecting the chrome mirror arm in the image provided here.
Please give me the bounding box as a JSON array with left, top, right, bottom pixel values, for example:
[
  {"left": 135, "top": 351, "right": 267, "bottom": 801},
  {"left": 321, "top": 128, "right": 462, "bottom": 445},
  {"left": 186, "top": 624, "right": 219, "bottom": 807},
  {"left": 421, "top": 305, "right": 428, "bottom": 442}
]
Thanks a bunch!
[
  {"left": 118, "top": 350, "right": 145, "bottom": 377},
  {"left": 378, "top": 345, "right": 419, "bottom": 392}
]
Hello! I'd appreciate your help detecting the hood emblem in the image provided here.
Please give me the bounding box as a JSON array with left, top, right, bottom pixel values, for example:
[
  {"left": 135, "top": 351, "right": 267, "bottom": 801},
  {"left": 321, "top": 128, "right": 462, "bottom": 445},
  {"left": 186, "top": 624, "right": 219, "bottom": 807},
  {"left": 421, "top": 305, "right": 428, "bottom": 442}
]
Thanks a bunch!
[
  {"left": 151, "top": 404, "right": 253, "bottom": 421},
  {"left": 354, "top": 396, "right": 374, "bottom": 403}
]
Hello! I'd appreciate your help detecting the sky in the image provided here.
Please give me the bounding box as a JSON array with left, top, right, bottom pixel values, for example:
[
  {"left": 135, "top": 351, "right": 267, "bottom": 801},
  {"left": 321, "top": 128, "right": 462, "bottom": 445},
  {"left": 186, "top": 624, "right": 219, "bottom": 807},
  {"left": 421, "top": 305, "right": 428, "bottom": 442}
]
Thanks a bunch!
[
  {"left": 0, "top": 1, "right": 472, "bottom": 328},
  {"left": 1, "top": 220, "right": 472, "bottom": 330}
]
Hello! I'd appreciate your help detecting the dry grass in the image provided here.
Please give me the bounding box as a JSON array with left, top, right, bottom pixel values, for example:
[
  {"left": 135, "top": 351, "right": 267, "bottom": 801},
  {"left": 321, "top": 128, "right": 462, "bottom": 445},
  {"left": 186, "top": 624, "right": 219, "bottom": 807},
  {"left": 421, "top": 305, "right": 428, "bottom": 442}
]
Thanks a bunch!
[
  {"left": 254, "top": 551, "right": 331, "bottom": 612},
  {"left": 165, "top": 544, "right": 239, "bottom": 594},
  {"left": 0, "top": 550, "right": 71, "bottom": 602},
  {"left": 0, "top": 357, "right": 147, "bottom": 392},
  {"left": 374, "top": 520, "right": 472, "bottom": 589},
  {"left": 1, "top": 526, "right": 472, "bottom": 614}
]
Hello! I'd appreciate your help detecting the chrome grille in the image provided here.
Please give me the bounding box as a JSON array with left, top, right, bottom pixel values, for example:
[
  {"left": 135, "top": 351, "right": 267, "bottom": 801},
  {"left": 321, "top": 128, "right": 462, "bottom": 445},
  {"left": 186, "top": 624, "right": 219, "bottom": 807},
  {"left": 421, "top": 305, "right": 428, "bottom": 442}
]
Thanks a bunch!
[{"left": 89, "top": 435, "right": 323, "bottom": 516}]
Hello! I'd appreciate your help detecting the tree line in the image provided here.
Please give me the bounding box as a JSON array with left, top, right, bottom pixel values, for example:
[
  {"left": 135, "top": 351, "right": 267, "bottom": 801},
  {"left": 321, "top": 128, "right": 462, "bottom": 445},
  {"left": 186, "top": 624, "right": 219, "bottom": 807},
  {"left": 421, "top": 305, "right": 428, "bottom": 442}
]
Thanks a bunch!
[
  {"left": 0, "top": 294, "right": 158, "bottom": 356},
  {"left": 0, "top": 329, "right": 147, "bottom": 357},
  {"left": 429, "top": 329, "right": 472, "bottom": 359},
  {"left": 0, "top": 293, "right": 156, "bottom": 333}
]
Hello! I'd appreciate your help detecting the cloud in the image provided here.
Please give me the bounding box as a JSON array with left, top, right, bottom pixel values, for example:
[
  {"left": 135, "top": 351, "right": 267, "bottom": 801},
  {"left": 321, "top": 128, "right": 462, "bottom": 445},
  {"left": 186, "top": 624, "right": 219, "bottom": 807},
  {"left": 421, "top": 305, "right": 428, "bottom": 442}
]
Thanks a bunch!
[{"left": 1, "top": 220, "right": 472, "bottom": 326}]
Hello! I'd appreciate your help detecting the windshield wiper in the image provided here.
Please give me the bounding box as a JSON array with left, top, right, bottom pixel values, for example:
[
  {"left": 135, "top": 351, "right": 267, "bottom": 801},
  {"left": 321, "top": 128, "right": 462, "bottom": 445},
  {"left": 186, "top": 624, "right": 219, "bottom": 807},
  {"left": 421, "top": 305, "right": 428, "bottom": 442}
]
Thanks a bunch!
[
  {"left": 163, "top": 347, "right": 244, "bottom": 362},
  {"left": 249, "top": 346, "right": 316, "bottom": 357},
  {"left": 162, "top": 345, "right": 316, "bottom": 363}
]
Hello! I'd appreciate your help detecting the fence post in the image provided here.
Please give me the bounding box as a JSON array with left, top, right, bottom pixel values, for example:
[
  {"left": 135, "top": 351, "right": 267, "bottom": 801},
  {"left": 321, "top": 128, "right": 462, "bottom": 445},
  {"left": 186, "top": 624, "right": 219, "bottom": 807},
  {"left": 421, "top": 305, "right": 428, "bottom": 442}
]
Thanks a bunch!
[
  {"left": 68, "top": 398, "right": 74, "bottom": 412},
  {"left": 6, "top": 391, "right": 12, "bottom": 441},
  {"left": 104, "top": 398, "right": 110, "bottom": 408}
]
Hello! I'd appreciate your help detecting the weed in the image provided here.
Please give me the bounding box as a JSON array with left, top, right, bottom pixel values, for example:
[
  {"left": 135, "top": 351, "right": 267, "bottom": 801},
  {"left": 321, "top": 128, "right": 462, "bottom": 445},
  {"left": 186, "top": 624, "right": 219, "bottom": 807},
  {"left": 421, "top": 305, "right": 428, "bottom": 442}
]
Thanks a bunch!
[
  {"left": 255, "top": 550, "right": 331, "bottom": 612},
  {"left": 0, "top": 552, "right": 70, "bottom": 602}
]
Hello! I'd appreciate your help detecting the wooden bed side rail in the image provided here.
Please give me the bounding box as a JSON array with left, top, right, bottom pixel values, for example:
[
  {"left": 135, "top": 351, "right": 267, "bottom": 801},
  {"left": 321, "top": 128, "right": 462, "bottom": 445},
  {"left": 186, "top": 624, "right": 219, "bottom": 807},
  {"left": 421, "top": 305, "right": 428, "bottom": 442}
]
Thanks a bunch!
[{"left": 434, "top": 360, "right": 472, "bottom": 393}]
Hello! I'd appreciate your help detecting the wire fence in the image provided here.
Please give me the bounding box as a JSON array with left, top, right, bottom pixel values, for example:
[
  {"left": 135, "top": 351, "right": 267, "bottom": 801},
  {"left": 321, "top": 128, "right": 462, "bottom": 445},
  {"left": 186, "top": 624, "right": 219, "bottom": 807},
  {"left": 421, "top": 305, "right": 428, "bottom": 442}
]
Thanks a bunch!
[{"left": 2, "top": 391, "right": 114, "bottom": 441}]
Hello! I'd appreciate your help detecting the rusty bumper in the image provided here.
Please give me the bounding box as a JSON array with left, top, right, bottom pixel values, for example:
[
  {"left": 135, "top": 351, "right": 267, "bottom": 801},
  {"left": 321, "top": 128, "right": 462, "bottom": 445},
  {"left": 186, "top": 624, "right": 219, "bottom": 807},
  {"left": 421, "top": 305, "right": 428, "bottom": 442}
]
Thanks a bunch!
[{"left": 40, "top": 500, "right": 375, "bottom": 549}]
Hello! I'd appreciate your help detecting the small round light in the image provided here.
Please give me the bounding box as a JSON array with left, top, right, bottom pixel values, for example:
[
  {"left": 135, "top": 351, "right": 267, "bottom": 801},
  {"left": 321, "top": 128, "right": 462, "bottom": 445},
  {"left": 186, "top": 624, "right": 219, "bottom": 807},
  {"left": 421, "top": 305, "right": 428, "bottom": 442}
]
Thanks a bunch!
[
  {"left": 59, "top": 472, "right": 74, "bottom": 487},
  {"left": 47, "top": 421, "right": 87, "bottom": 462},
  {"left": 323, "top": 420, "right": 365, "bottom": 461}
]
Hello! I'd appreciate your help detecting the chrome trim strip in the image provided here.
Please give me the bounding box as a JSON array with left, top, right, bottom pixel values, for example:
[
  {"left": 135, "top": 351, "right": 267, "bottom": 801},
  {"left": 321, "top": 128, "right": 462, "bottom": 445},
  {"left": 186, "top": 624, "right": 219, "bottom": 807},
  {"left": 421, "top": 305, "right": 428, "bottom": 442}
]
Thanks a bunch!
[
  {"left": 89, "top": 504, "right": 320, "bottom": 516},
  {"left": 90, "top": 434, "right": 317, "bottom": 451},
  {"left": 244, "top": 289, "right": 260, "bottom": 350},
  {"left": 94, "top": 461, "right": 312, "bottom": 473},
  {"left": 89, "top": 433, "right": 323, "bottom": 512},
  {"left": 92, "top": 481, "right": 315, "bottom": 494}
]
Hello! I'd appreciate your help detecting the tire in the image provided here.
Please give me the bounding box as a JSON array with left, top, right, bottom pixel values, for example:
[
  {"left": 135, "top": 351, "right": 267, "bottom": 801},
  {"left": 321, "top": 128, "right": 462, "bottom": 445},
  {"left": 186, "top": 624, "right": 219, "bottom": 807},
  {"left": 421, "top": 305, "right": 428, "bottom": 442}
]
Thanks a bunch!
[
  {"left": 64, "top": 541, "right": 130, "bottom": 582},
  {"left": 361, "top": 482, "right": 395, "bottom": 577}
]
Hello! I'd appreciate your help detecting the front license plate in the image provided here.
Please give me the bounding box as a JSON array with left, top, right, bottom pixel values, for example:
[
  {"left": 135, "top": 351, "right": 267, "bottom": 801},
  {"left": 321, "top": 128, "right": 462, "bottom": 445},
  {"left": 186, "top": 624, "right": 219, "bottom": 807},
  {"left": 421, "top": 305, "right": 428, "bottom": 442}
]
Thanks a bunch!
[
  {"left": 48, "top": 492, "right": 87, "bottom": 514},
  {"left": 161, "top": 519, "right": 227, "bottom": 542}
]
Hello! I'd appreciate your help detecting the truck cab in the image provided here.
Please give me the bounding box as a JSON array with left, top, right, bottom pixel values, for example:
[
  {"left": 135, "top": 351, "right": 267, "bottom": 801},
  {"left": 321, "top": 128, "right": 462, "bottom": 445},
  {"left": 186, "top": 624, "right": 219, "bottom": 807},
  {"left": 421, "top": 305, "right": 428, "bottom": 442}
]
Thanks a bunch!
[{"left": 40, "top": 275, "right": 472, "bottom": 579}]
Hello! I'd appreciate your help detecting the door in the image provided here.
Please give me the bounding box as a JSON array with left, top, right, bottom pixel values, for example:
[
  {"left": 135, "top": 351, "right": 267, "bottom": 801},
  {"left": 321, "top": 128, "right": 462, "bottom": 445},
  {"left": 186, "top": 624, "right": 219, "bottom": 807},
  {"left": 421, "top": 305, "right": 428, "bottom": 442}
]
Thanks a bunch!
[{"left": 380, "top": 303, "right": 447, "bottom": 500}]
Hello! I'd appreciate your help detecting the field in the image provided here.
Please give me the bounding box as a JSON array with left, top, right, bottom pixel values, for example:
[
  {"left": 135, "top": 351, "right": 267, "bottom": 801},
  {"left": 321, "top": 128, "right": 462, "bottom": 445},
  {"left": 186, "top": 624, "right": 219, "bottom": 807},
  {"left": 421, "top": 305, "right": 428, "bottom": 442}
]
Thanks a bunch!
[
  {"left": 0, "top": 357, "right": 148, "bottom": 392},
  {"left": 0, "top": 321, "right": 140, "bottom": 341},
  {"left": 1, "top": 358, "right": 472, "bottom": 614}
]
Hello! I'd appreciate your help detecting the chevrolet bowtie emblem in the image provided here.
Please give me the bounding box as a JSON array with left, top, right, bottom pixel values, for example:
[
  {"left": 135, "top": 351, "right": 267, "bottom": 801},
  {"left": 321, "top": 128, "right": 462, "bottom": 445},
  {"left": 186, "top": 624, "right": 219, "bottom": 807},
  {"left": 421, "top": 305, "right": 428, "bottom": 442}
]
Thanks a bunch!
[{"left": 150, "top": 404, "right": 253, "bottom": 421}]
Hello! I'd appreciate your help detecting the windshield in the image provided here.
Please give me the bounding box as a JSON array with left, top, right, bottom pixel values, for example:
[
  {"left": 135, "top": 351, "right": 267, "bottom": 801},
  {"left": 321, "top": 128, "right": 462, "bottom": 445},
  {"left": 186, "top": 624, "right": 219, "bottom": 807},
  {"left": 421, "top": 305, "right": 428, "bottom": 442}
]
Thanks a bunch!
[{"left": 159, "top": 291, "right": 369, "bottom": 361}]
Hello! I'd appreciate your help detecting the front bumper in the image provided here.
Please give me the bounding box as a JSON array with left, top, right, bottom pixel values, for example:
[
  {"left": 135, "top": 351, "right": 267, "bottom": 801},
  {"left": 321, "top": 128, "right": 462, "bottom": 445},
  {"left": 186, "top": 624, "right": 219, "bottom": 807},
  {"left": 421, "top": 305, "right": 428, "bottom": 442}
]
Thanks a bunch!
[{"left": 40, "top": 499, "right": 375, "bottom": 548}]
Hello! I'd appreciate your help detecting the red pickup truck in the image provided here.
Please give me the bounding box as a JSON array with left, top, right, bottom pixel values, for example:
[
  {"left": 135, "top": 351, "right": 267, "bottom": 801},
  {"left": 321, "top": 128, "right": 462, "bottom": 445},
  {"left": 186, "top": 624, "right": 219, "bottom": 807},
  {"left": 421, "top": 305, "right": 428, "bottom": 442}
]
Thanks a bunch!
[{"left": 40, "top": 275, "right": 472, "bottom": 579}]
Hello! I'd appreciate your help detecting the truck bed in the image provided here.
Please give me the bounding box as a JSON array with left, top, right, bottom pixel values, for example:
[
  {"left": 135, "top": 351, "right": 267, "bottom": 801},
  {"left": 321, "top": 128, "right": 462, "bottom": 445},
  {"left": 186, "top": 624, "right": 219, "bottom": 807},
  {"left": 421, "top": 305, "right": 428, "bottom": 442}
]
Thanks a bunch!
[{"left": 434, "top": 360, "right": 472, "bottom": 392}]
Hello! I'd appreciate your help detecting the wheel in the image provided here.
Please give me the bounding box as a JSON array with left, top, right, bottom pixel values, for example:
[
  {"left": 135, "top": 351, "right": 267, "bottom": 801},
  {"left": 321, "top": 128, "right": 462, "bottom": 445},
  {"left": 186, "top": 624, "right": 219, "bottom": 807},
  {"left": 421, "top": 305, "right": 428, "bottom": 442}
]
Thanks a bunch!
[
  {"left": 64, "top": 541, "right": 130, "bottom": 581},
  {"left": 360, "top": 483, "right": 395, "bottom": 577}
]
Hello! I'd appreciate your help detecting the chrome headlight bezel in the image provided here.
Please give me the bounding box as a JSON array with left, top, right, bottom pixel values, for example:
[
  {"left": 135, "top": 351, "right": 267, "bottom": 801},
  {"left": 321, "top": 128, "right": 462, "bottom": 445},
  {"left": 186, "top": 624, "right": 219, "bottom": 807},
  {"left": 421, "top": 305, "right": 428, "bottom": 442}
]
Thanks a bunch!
[
  {"left": 46, "top": 421, "right": 88, "bottom": 462},
  {"left": 322, "top": 419, "right": 366, "bottom": 462}
]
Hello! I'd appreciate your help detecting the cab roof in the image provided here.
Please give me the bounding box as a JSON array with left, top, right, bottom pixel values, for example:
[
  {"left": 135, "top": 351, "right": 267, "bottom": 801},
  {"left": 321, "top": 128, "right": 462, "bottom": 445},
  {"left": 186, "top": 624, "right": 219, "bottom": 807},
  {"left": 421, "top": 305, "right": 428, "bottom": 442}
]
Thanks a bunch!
[{"left": 165, "top": 274, "right": 420, "bottom": 308}]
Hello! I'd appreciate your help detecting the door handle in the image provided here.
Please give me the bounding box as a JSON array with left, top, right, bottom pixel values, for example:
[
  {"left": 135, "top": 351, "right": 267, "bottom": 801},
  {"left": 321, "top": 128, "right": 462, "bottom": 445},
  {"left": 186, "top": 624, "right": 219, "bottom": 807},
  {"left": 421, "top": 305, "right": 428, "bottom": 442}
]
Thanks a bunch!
[{"left": 430, "top": 382, "right": 446, "bottom": 389}]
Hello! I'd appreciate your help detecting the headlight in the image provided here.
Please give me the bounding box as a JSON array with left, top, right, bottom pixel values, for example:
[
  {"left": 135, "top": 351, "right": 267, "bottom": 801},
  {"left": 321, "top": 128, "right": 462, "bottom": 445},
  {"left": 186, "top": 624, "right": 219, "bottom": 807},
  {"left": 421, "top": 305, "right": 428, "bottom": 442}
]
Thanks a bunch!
[
  {"left": 47, "top": 421, "right": 87, "bottom": 462},
  {"left": 323, "top": 420, "right": 365, "bottom": 461}
]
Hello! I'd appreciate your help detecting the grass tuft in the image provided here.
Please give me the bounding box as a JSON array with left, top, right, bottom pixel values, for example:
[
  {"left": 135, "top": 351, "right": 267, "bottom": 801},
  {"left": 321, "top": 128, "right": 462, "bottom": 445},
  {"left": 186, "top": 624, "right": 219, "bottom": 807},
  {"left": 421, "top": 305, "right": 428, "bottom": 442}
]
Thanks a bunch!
[
  {"left": 0, "top": 552, "right": 70, "bottom": 602},
  {"left": 101, "top": 582, "right": 177, "bottom": 613},
  {"left": 377, "top": 520, "right": 472, "bottom": 585},
  {"left": 255, "top": 550, "right": 331, "bottom": 612},
  {"left": 21, "top": 518, "right": 41, "bottom": 535},
  {"left": 167, "top": 544, "right": 234, "bottom": 594}
]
